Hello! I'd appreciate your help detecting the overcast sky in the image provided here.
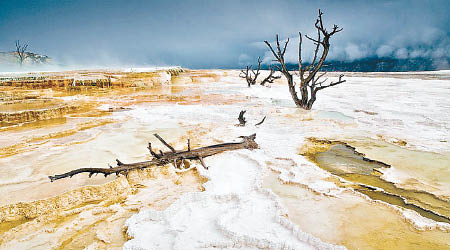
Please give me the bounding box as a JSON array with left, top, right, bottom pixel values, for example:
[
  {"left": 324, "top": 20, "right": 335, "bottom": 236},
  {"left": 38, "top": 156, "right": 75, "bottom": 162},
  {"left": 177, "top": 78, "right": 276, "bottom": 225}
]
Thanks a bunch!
[{"left": 0, "top": 0, "right": 449, "bottom": 68}]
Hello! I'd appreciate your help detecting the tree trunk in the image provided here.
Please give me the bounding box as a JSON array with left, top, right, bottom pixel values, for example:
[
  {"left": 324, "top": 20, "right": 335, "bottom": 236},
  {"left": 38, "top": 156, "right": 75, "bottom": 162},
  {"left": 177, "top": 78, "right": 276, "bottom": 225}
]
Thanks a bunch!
[{"left": 286, "top": 74, "right": 302, "bottom": 107}]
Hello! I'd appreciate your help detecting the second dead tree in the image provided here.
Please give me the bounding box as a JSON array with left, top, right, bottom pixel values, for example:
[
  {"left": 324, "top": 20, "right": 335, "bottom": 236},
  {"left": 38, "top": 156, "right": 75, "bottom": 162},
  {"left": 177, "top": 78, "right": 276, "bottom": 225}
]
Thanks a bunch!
[
  {"left": 264, "top": 9, "right": 346, "bottom": 110},
  {"left": 240, "top": 57, "right": 261, "bottom": 87},
  {"left": 240, "top": 57, "right": 281, "bottom": 87}
]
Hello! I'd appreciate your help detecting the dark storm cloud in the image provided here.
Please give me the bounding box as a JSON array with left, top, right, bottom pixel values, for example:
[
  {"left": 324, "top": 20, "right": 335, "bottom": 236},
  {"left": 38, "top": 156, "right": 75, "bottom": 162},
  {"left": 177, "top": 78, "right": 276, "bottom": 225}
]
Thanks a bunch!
[{"left": 0, "top": 0, "right": 448, "bottom": 68}]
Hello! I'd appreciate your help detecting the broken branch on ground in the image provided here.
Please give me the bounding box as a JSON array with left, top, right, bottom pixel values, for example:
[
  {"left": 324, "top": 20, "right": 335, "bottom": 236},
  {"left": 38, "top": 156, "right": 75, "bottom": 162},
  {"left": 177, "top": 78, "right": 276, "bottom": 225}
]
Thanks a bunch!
[{"left": 49, "top": 133, "right": 259, "bottom": 182}]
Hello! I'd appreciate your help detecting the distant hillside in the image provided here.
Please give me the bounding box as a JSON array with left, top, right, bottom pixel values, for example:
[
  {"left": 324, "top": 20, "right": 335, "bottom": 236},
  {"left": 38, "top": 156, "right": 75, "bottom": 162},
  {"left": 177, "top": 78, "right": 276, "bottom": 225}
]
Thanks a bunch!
[
  {"left": 0, "top": 52, "right": 51, "bottom": 66},
  {"left": 282, "top": 57, "right": 449, "bottom": 72}
]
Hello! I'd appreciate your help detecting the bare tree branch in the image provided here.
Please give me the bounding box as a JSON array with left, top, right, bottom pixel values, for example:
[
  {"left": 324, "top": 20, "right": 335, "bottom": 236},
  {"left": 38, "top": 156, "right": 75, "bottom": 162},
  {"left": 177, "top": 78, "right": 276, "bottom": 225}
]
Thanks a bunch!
[
  {"left": 198, "top": 156, "right": 208, "bottom": 170},
  {"left": 153, "top": 133, "right": 176, "bottom": 153},
  {"left": 305, "top": 27, "right": 321, "bottom": 73},
  {"left": 147, "top": 142, "right": 161, "bottom": 159},
  {"left": 282, "top": 37, "right": 289, "bottom": 56},
  {"left": 260, "top": 66, "right": 281, "bottom": 86},
  {"left": 264, "top": 9, "right": 344, "bottom": 110},
  {"left": 315, "top": 74, "right": 346, "bottom": 91},
  {"left": 264, "top": 40, "right": 280, "bottom": 61}
]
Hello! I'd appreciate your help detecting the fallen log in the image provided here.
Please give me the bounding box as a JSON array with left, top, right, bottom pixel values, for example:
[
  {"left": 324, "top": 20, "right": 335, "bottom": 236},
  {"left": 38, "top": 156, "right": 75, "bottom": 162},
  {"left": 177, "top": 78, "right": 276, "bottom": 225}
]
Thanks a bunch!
[{"left": 48, "top": 133, "right": 258, "bottom": 182}]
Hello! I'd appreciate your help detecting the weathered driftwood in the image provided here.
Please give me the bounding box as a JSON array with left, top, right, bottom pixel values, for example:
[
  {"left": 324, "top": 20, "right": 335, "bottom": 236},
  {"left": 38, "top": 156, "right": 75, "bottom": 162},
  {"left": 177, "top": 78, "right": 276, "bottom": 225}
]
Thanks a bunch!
[
  {"left": 48, "top": 133, "right": 259, "bottom": 182},
  {"left": 236, "top": 110, "right": 266, "bottom": 127},
  {"left": 237, "top": 110, "right": 247, "bottom": 126},
  {"left": 255, "top": 116, "right": 266, "bottom": 126}
]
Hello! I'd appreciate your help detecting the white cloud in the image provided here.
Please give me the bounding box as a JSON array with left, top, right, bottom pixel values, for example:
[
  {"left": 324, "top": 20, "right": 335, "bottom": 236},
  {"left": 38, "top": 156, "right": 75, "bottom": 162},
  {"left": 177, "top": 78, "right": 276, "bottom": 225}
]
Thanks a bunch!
[
  {"left": 409, "top": 49, "right": 428, "bottom": 58},
  {"left": 238, "top": 54, "right": 251, "bottom": 66},
  {"left": 376, "top": 45, "right": 394, "bottom": 57},
  {"left": 345, "top": 43, "right": 367, "bottom": 61},
  {"left": 394, "top": 48, "right": 408, "bottom": 59}
]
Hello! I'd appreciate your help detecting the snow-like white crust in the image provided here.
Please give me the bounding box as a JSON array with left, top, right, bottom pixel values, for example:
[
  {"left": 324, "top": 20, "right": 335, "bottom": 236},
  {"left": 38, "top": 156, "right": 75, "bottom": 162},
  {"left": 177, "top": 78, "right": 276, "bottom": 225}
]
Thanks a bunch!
[
  {"left": 399, "top": 208, "right": 450, "bottom": 231},
  {"left": 122, "top": 73, "right": 450, "bottom": 248},
  {"left": 239, "top": 74, "right": 450, "bottom": 153},
  {"left": 2, "top": 70, "right": 449, "bottom": 249},
  {"left": 124, "top": 151, "right": 346, "bottom": 250}
]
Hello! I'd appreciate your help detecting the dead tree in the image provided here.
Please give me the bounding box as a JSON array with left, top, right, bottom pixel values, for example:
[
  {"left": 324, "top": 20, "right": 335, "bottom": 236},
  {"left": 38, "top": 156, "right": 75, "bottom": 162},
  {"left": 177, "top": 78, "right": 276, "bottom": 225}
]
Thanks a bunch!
[
  {"left": 15, "top": 40, "right": 29, "bottom": 66},
  {"left": 48, "top": 133, "right": 258, "bottom": 182},
  {"left": 240, "top": 57, "right": 262, "bottom": 87},
  {"left": 260, "top": 66, "right": 281, "bottom": 86},
  {"left": 264, "top": 9, "right": 345, "bottom": 110}
]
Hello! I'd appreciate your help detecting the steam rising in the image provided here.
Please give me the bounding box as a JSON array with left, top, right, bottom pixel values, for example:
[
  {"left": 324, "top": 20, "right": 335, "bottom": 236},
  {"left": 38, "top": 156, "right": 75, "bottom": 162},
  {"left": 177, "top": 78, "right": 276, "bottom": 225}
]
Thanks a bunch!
[{"left": 0, "top": 0, "right": 448, "bottom": 69}]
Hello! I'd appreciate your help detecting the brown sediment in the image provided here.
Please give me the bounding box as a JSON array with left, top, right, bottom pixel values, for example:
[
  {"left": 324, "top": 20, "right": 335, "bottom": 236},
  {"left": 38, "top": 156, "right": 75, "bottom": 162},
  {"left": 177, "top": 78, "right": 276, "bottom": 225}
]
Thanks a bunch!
[
  {"left": 0, "top": 98, "right": 63, "bottom": 112},
  {"left": 123, "top": 90, "right": 246, "bottom": 106},
  {"left": 0, "top": 68, "right": 229, "bottom": 249},
  {"left": 0, "top": 105, "right": 80, "bottom": 124},
  {"left": 0, "top": 91, "right": 110, "bottom": 127},
  {"left": 0, "top": 117, "right": 68, "bottom": 132},
  {"left": 171, "top": 75, "right": 193, "bottom": 84},
  {"left": 0, "top": 142, "right": 28, "bottom": 159},
  {"left": 0, "top": 166, "right": 206, "bottom": 249},
  {"left": 263, "top": 171, "right": 450, "bottom": 250},
  {"left": 299, "top": 138, "right": 450, "bottom": 224},
  {"left": 0, "top": 68, "right": 184, "bottom": 89},
  {"left": 0, "top": 174, "right": 131, "bottom": 223},
  {"left": 0, "top": 79, "right": 76, "bottom": 89},
  {"left": 0, "top": 119, "right": 115, "bottom": 158},
  {"left": 0, "top": 69, "right": 241, "bottom": 131},
  {"left": 0, "top": 218, "right": 32, "bottom": 235},
  {"left": 0, "top": 88, "right": 49, "bottom": 102},
  {"left": 187, "top": 70, "right": 223, "bottom": 83},
  {"left": 27, "top": 119, "right": 115, "bottom": 143},
  {"left": 393, "top": 139, "right": 408, "bottom": 146}
]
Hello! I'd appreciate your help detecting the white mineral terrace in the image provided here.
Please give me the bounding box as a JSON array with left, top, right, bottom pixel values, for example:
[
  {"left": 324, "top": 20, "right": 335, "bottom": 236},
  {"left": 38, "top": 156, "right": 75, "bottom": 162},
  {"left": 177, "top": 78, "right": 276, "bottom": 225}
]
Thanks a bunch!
[{"left": 0, "top": 69, "right": 449, "bottom": 249}]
